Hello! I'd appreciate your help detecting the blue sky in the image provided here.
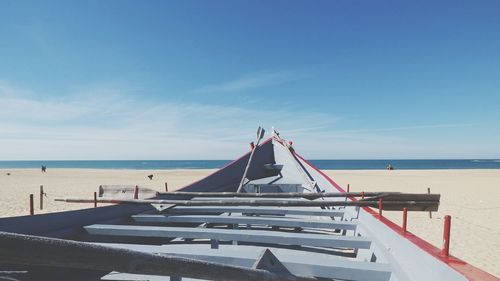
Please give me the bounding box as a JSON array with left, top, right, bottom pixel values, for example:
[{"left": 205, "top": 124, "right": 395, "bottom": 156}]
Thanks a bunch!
[{"left": 0, "top": 0, "right": 499, "bottom": 160}]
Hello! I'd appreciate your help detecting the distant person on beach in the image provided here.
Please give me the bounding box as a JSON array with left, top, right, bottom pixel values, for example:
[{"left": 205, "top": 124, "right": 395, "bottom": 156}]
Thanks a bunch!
[
  {"left": 386, "top": 164, "right": 394, "bottom": 170},
  {"left": 148, "top": 174, "right": 153, "bottom": 180},
  {"left": 41, "top": 165, "right": 46, "bottom": 172}
]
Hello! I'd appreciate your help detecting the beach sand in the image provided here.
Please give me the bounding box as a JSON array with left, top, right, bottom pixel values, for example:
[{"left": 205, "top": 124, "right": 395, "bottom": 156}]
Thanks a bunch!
[
  {"left": 0, "top": 168, "right": 499, "bottom": 277},
  {"left": 325, "top": 169, "right": 500, "bottom": 277},
  {"left": 0, "top": 168, "right": 216, "bottom": 217}
]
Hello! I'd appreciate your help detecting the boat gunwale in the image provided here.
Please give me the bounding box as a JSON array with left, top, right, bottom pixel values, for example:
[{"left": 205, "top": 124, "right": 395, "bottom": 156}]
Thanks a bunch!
[{"left": 288, "top": 140, "right": 499, "bottom": 281}]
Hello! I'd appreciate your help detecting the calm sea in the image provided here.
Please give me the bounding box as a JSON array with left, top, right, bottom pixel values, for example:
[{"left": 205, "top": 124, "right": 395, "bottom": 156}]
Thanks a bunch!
[{"left": 0, "top": 159, "right": 499, "bottom": 170}]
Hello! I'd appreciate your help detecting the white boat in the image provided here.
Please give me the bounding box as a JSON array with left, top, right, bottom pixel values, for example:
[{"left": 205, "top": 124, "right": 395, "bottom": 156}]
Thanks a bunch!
[{"left": 0, "top": 128, "right": 497, "bottom": 281}]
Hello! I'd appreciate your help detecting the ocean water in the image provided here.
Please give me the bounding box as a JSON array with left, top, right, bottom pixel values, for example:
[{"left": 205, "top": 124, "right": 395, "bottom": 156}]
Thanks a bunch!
[{"left": 0, "top": 159, "right": 499, "bottom": 170}]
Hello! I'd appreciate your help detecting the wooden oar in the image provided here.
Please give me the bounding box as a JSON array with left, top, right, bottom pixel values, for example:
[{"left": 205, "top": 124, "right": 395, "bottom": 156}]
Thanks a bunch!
[
  {"left": 55, "top": 197, "right": 439, "bottom": 211},
  {"left": 156, "top": 191, "right": 439, "bottom": 200},
  {"left": 359, "top": 193, "right": 440, "bottom": 202}
]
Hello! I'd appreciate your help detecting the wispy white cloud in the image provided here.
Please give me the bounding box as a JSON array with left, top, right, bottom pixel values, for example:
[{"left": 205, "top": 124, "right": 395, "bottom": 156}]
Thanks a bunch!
[
  {"left": 194, "top": 71, "right": 305, "bottom": 93},
  {"left": 0, "top": 81, "right": 339, "bottom": 160},
  {"left": 1, "top": 81, "right": 496, "bottom": 160},
  {"left": 0, "top": 80, "right": 31, "bottom": 97},
  {"left": 336, "top": 124, "right": 475, "bottom": 134}
]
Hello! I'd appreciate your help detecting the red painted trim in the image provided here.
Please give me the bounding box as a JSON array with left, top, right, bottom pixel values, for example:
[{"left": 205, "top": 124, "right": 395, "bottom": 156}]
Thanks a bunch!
[{"left": 292, "top": 150, "right": 499, "bottom": 281}]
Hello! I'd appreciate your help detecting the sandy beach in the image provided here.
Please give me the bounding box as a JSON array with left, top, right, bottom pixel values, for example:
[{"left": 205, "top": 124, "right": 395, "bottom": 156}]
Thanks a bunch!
[
  {"left": 0, "top": 168, "right": 499, "bottom": 277},
  {"left": 0, "top": 168, "right": 215, "bottom": 217},
  {"left": 325, "top": 169, "right": 500, "bottom": 277}
]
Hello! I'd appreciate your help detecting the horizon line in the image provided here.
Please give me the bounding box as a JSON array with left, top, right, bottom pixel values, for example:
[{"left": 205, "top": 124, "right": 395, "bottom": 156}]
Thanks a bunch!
[{"left": 0, "top": 158, "right": 499, "bottom": 161}]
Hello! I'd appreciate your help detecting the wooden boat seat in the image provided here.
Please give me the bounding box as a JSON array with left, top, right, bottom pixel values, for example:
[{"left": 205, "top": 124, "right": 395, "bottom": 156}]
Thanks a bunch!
[
  {"left": 98, "top": 244, "right": 392, "bottom": 281},
  {"left": 131, "top": 214, "right": 357, "bottom": 230},
  {"left": 85, "top": 224, "right": 371, "bottom": 249}
]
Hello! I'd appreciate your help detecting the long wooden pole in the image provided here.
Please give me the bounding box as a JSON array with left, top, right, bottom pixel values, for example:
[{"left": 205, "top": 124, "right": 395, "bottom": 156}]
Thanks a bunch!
[
  {"left": 55, "top": 197, "right": 439, "bottom": 211},
  {"left": 155, "top": 191, "right": 439, "bottom": 201},
  {"left": 98, "top": 187, "right": 439, "bottom": 202},
  {"left": 158, "top": 191, "right": 390, "bottom": 198}
]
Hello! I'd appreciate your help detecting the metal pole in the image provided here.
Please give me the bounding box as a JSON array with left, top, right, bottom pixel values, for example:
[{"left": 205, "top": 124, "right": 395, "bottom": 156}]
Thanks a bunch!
[
  {"left": 427, "top": 188, "right": 432, "bottom": 218},
  {"left": 39, "top": 185, "right": 44, "bottom": 210},
  {"left": 29, "top": 194, "right": 34, "bottom": 215},
  {"left": 442, "top": 215, "right": 451, "bottom": 257},
  {"left": 165, "top": 182, "right": 168, "bottom": 192},
  {"left": 134, "top": 185, "right": 139, "bottom": 200},
  {"left": 94, "top": 192, "right": 97, "bottom": 208},
  {"left": 378, "top": 199, "right": 383, "bottom": 217},
  {"left": 402, "top": 207, "right": 408, "bottom": 232},
  {"left": 347, "top": 184, "right": 350, "bottom": 193}
]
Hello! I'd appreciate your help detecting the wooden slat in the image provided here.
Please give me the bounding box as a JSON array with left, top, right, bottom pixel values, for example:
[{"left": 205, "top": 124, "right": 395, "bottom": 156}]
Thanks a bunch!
[
  {"left": 98, "top": 244, "right": 392, "bottom": 281},
  {"left": 85, "top": 225, "right": 371, "bottom": 249},
  {"left": 132, "top": 214, "right": 357, "bottom": 230}
]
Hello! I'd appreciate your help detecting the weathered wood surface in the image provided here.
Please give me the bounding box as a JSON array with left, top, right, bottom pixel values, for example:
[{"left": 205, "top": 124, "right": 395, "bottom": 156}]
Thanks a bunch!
[
  {"left": 161, "top": 191, "right": 388, "bottom": 198},
  {"left": 56, "top": 197, "right": 439, "bottom": 211},
  {"left": 98, "top": 243, "right": 392, "bottom": 281},
  {"left": 99, "top": 185, "right": 159, "bottom": 200},
  {"left": 132, "top": 214, "right": 358, "bottom": 230},
  {"left": 0, "top": 231, "right": 316, "bottom": 281},
  {"left": 160, "top": 191, "right": 440, "bottom": 201},
  {"left": 84, "top": 225, "right": 372, "bottom": 249},
  {"left": 166, "top": 206, "right": 345, "bottom": 217}
]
